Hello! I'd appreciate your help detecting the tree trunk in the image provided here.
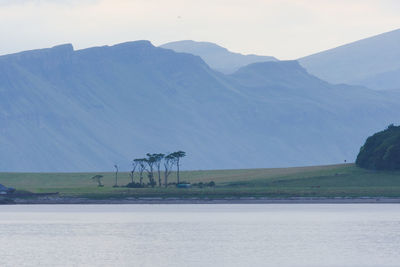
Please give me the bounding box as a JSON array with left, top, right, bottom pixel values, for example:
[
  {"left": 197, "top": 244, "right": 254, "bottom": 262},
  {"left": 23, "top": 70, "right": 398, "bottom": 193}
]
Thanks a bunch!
[
  {"left": 158, "top": 169, "right": 161, "bottom": 187},
  {"left": 177, "top": 159, "right": 180, "bottom": 184},
  {"left": 164, "top": 168, "right": 168, "bottom": 188}
]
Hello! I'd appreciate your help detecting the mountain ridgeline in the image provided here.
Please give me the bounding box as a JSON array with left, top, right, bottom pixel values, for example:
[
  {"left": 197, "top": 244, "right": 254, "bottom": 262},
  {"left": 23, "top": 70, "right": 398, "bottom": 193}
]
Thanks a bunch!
[
  {"left": 299, "top": 28, "right": 400, "bottom": 90},
  {"left": 0, "top": 41, "right": 400, "bottom": 171},
  {"left": 161, "top": 40, "right": 278, "bottom": 74}
]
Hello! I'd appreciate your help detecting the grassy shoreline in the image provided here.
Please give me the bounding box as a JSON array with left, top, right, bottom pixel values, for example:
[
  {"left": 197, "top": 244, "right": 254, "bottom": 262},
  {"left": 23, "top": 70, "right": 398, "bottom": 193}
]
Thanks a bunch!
[
  {"left": 2, "top": 164, "right": 400, "bottom": 202},
  {"left": 4, "top": 197, "right": 400, "bottom": 205}
]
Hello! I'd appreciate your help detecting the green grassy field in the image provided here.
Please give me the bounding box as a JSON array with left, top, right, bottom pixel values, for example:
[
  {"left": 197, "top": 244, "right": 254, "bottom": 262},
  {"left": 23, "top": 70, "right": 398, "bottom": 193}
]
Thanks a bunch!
[{"left": 1, "top": 164, "right": 400, "bottom": 198}]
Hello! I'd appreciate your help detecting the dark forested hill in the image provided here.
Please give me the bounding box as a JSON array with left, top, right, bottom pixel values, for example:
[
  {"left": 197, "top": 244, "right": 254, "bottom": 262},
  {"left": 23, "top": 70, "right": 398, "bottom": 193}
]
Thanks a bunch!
[
  {"left": 0, "top": 41, "right": 399, "bottom": 171},
  {"left": 356, "top": 125, "right": 400, "bottom": 170}
]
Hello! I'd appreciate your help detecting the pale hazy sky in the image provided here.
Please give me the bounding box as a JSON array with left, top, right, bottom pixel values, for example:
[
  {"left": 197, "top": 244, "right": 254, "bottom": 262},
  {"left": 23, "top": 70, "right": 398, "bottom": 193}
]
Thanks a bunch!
[{"left": 0, "top": 0, "right": 399, "bottom": 59}]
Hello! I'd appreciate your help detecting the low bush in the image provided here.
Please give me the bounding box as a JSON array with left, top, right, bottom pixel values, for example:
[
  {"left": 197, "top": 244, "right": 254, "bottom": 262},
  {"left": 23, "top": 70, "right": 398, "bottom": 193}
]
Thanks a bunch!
[
  {"left": 126, "top": 182, "right": 144, "bottom": 188},
  {"left": 207, "top": 181, "right": 216, "bottom": 187},
  {"left": 192, "top": 181, "right": 215, "bottom": 187}
]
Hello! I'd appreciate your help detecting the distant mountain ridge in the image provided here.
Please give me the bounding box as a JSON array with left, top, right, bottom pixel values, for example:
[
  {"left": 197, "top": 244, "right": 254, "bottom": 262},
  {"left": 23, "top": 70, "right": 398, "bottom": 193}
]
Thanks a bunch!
[
  {"left": 299, "top": 28, "right": 400, "bottom": 90},
  {"left": 160, "top": 40, "right": 278, "bottom": 74},
  {"left": 0, "top": 41, "right": 399, "bottom": 171}
]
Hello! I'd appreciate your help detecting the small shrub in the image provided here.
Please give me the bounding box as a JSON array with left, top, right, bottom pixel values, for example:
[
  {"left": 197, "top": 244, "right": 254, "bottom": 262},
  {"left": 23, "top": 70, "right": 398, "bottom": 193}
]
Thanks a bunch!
[
  {"left": 207, "top": 181, "right": 216, "bottom": 187},
  {"left": 126, "top": 182, "right": 144, "bottom": 188},
  {"left": 149, "top": 180, "right": 157, "bottom": 187},
  {"left": 191, "top": 182, "right": 204, "bottom": 188}
]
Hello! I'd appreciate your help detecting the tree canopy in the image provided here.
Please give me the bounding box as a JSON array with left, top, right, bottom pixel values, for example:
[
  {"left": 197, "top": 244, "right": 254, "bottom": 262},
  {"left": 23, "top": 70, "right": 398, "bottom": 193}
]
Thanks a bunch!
[{"left": 356, "top": 124, "right": 400, "bottom": 170}]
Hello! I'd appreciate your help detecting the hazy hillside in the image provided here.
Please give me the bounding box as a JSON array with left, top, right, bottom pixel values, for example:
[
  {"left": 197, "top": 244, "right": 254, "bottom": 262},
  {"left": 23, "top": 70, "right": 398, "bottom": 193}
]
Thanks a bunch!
[
  {"left": 0, "top": 41, "right": 399, "bottom": 172},
  {"left": 358, "top": 67, "right": 400, "bottom": 91},
  {"left": 299, "top": 29, "right": 400, "bottom": 90},
  {"left": 160, "top": 40, "right": 277, "bottom": 74}
]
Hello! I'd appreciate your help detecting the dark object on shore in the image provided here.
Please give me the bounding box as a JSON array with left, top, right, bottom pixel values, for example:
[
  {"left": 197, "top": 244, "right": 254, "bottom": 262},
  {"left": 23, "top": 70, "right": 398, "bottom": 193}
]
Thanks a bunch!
[
  {"left": 0, "top": 184, "right": 15, "bottom": 194},
  {"left": 356, "top": 124, "right": 400, "bottom": 170}
]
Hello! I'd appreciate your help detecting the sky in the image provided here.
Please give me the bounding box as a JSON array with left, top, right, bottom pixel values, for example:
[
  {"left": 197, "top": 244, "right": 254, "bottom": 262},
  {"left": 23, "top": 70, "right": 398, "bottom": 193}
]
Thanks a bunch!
[{"left": 0, "top": 0, "right": 399, "bottom": 59}]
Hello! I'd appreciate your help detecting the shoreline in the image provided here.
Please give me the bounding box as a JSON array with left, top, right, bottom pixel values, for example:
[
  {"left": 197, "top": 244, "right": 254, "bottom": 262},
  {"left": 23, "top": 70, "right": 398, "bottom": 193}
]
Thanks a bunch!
[{"left": 2, "top": 196, "right": 400, "bottom": 205}]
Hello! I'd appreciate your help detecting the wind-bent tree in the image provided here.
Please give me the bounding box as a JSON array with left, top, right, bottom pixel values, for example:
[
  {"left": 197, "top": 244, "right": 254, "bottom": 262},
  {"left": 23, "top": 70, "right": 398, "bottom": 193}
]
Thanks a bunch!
[
  {"left": 145, "top": 153, "right": 156, "bottom": 187},
  {"left": 171, "top": 151, "right": 186, "bottom": 184},
  {"left": 113, "top": 164, "right": 119, "bottom": 187},
  {"left": 129, "top": 161, "right": 139, "bottom": 184},
  {"left": 163, "top": 153, "right": 176, "bottom": 187},
  {"left": 91, "top": 175, "right": 104, "bottom": 187},
  {"left": 153, "top": 153, "right": 165, "bottom": 187},
  {"left": 134, "top": 158, "right": 147, "bottom": 185},
  {"left": 131, "top": 151, "right": 187, "bottom": 187}
]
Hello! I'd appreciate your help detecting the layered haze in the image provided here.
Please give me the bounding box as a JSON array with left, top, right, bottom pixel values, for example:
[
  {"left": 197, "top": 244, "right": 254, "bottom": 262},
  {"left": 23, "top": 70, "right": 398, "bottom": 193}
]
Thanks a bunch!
[
  {"left": 299, "top": 29, "right": 400, "bottom": 90},
  {"left": 0, "top": 41, "right": 399, "bottom": 171},
  {"left": 161, "top": 40, "right": 277, "bottom": 74}
]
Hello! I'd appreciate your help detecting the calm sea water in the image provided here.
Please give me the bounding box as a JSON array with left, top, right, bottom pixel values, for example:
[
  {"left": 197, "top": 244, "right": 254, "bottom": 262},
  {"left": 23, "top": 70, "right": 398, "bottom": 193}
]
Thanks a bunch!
[{"left": 0, "top": 204, "right": 399, "bottom": 267}]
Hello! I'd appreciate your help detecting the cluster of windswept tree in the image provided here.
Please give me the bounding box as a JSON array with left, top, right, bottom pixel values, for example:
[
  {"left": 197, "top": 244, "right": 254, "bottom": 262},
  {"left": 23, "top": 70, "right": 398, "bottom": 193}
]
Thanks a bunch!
[
  {"left": 129, "top": 151, "right": 186, "bottom": 187},
  {"left": 92, "top": 151, "right": 186, "bottom": 188}
]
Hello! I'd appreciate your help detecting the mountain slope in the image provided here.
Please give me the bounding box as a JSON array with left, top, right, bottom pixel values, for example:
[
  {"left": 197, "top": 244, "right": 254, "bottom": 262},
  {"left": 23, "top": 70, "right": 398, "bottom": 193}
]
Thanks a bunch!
[
  {"left": 358, "top": 67, "right": 400, "bottom": 91},
  {"left": 299, "top": 28, "right": 400, "bottom": 90},
  {"left": 228, "top": 61, "right": 400, "bottom": 163},
  {"left": 160, "top": 40, "right": 277, "bottom": 74},
  {"left": 0, "top": 41, "right": 399, "bottom": 171}
]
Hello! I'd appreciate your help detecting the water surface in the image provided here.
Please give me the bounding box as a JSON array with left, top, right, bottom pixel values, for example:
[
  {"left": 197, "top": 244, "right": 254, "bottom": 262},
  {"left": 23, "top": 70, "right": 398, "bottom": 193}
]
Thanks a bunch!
[{"left": 0, "top": 204, "right": 399, "bottom": 267}]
